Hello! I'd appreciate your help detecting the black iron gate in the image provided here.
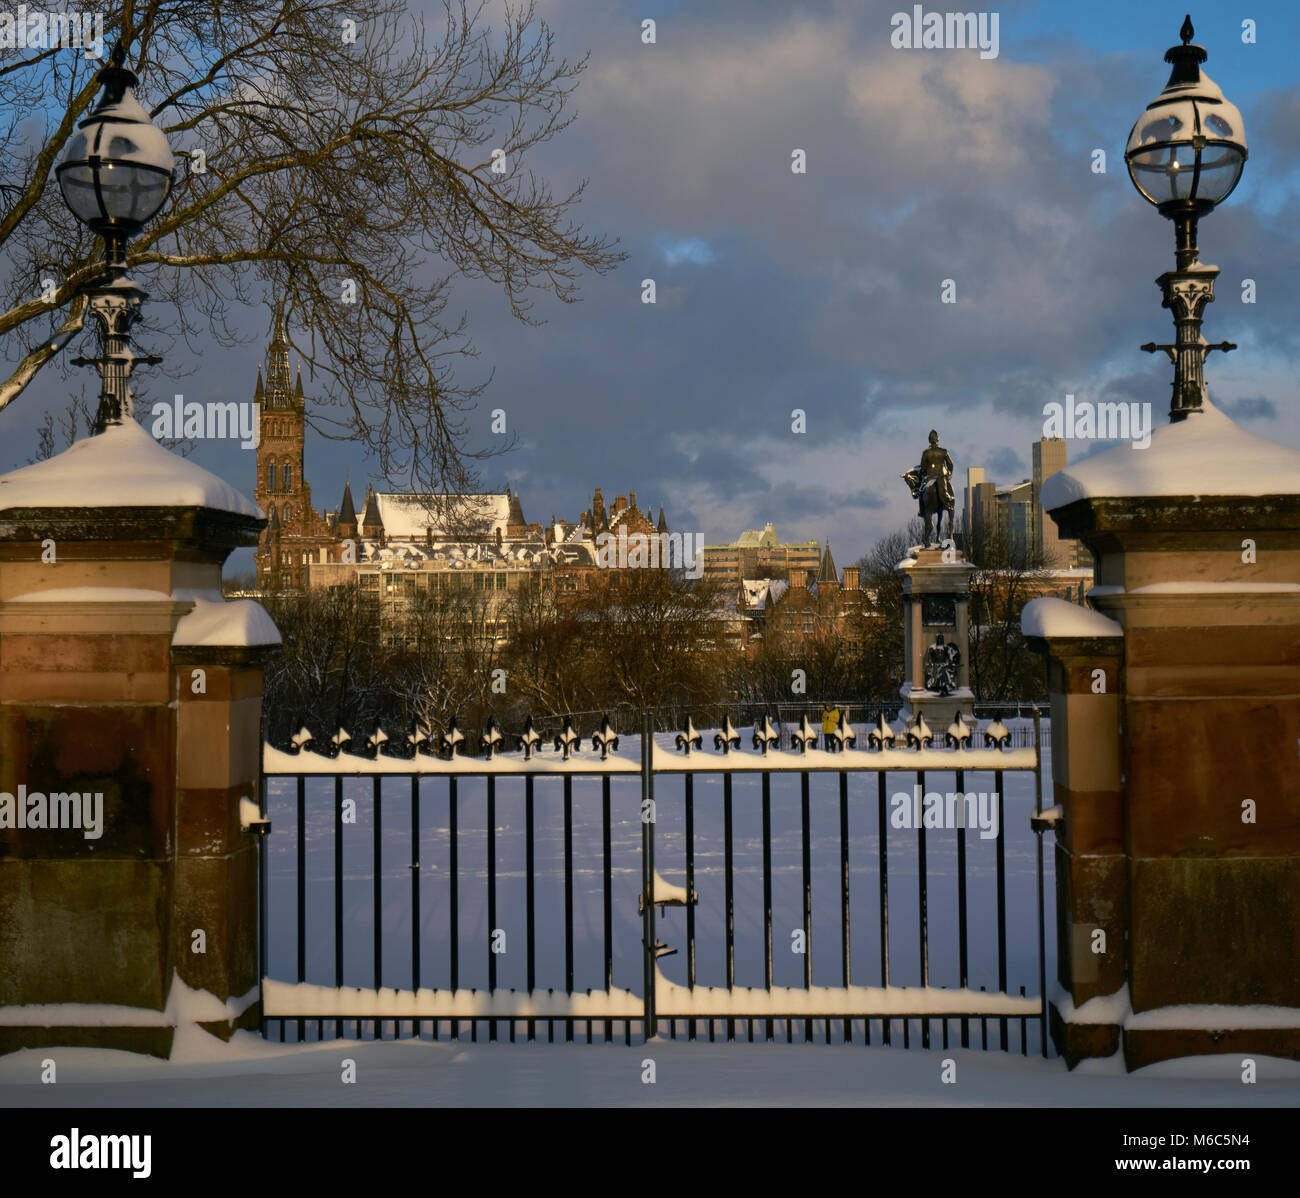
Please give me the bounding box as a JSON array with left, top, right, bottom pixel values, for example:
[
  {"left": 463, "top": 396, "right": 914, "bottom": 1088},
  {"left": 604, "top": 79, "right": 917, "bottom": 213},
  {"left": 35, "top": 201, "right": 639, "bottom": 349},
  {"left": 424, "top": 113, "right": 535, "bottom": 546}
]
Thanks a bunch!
[{"left": 257, "top": 709, "right": 1053, "bottom": 1053}]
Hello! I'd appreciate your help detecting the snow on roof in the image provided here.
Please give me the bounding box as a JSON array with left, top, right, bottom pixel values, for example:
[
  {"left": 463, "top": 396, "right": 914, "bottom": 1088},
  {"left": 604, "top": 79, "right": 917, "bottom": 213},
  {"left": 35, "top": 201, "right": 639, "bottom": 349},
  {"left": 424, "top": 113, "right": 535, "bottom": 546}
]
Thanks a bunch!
[
  {"left": 0, "top": 419, "right": 260, "bottom": 517},
  {"left": 1021, "top": 596, "right": 1122, "bottom": 639},
  {"left": 374, "top": 492, "right": 510, "bottom": 540},
  {"left": 171, "top": 588, "right": 281, "bottom": 648},
  {"left": 1041, "top": 398, "right": 1300, "bottom": 508}
]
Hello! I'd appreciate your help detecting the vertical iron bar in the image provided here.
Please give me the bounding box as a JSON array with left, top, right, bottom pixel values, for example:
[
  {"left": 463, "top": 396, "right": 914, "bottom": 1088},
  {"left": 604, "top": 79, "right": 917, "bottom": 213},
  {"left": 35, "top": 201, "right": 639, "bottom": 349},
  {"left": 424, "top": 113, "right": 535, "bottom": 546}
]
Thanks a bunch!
[
  {"left": 877, "top": 770, "right": 890, "bottom": 1046},
  {"left": 917, "top": 769, "right": 929, "bottom": 1049},
  {"left": 801, "top": 769, "right": 812, "bottom": 1041},
  {"left": 410, "top": 776, "right": 420, "bottom": 993},
  {"left": 564, "top": 772, "right": 574, "bottom": 1041},
  {"left": 526, "top": 773, "right": 535, "bottom": 1042},
  {"left": 762, "top": 769, "right": 773, "bottom": 1042},
  {"left": 724, "top": 771, "right": 735, "bottom": 1042},
  {"left": 449, "top": 775, "right": 459, "bottom": 1040},
  {"left": 603, "top": 773, "right": 613, "bottom": 1043},
  {"left": 258, "top": 773, "right": 268, "bottom": 1041},
  {"left": 840, "top": 769, "right": 850, "bottom": 1044},
  {"left": 487, "top": 773, "right": 497, "bottom": 1042},
  {"left": 995, "top": 768, "right": 1008, "bottom": 1051},
  {"left": 1034, "top": 709, "right": 1048, "bottom": 1057},
  {"left": 296, "top": 774, "right": 306, "bottom": 1041},
  {"left": 685, "top": 773, "right": 696, "bottom": 993},
  {"left": 641, "top": 712, "right": 657, "bottom": 1040},
  {"left": 334, "top": 774, "right": 343, "bottom": 1039},
  {"left": 373, "top": 776, "right": 382, "bottom": 993},
  {"left": 956, "top": 766, "right": 969, "bottom": 1049}
]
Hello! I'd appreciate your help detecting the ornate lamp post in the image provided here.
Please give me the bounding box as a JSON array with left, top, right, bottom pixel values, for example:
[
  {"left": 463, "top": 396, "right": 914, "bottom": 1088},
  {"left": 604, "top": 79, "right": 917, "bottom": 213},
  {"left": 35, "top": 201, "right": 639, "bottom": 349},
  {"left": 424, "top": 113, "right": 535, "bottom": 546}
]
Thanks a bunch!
[
  {"left": 55, "top": 42, "right": 174, "bottom": 432},
  {"left": 1125, "top": 15, "right": 1247, "bottom": 422}
]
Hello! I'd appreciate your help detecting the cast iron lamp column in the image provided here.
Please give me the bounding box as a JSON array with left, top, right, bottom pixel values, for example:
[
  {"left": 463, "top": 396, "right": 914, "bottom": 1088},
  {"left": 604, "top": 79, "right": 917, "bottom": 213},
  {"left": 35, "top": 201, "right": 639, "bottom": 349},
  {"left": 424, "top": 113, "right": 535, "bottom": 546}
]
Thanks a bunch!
[
  {"left": 1125, "top": 15, "right": 1247, "bottom": 422},
  {"left": 55, "top": 42, "right": 174, "bottom": 432}
]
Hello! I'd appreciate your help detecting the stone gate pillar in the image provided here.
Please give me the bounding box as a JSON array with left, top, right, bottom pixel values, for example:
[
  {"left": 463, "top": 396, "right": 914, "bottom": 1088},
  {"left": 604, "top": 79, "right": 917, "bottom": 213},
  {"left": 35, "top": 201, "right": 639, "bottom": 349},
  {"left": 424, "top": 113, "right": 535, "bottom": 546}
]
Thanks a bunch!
[
  {"left": 1024, "top": 404, "right": 1300, "bottom": 1069},
  {"left": 0, "top": 419, "right": 277, "bottom": 1057}
]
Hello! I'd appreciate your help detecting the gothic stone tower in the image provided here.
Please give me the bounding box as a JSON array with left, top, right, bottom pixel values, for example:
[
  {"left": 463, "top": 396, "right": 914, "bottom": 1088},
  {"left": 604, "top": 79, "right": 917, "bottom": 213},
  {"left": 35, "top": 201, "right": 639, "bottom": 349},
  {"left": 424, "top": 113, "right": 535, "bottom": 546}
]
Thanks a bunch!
[{"left": 253, "top": 313, "right": 330, "bottom": 589}]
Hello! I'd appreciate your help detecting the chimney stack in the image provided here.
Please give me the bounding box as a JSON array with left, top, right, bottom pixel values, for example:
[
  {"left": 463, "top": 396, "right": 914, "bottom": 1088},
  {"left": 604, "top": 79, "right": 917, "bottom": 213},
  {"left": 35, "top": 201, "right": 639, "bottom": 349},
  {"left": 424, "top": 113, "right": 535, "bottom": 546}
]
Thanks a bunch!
[
  {"left": 791, "top": 568, "right": 808, "bottom": 588},
  {"left": 843, "top": 566, "right": 860, "bottom": 590}
]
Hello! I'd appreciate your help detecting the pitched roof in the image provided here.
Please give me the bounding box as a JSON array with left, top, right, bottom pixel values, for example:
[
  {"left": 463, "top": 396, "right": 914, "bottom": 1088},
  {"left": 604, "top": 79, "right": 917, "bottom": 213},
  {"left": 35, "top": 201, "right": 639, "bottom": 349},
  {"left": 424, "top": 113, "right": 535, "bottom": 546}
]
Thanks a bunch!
[
  {"left": 338, "top": 483, "right": 357, "bottom": 525},
  {"left": 818, "top": 541, "right": 838, "bottom": 584},
  {"left": 362, "top": 489, "right": 383, "bottom": 529},
  {"left": 373, "top": 492, "right": 512, "bottom": 541},
  {"left": 508, "top": 487, "right": 526, "bottom": 527}
]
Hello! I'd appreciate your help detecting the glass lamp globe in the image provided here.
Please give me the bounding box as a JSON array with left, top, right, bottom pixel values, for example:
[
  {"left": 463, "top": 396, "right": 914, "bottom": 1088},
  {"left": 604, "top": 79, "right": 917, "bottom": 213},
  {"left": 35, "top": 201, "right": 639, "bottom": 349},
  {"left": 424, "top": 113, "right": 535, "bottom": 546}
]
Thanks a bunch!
[
  {"left": 56, "top": 45, "right": 174, "bottom": 260},
  {"left": 1124, "top": 16, "right": 1246, "bottom": 217}
]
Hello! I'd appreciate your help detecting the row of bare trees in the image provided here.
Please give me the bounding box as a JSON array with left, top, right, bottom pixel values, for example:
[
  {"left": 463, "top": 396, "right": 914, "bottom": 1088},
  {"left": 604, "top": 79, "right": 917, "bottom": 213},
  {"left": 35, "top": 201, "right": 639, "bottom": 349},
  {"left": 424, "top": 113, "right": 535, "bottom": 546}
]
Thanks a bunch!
[{"left": 255, "top": 517, "right": 1054, "bottom": 744}]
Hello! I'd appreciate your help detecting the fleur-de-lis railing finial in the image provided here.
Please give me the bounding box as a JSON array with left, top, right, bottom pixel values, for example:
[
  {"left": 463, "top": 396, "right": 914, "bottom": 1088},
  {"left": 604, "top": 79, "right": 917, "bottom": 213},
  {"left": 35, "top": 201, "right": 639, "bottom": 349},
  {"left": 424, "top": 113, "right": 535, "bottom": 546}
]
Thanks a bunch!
[
  {"left": 905, "top": 713, "right": 933, "bottom": 750},
  {"left": 518, "top": 716, "right": 542, "bottom": 761},
  {"left": 753, "top": 714, "right": 780, "bottom": 755},
  {"left": 481, "top": 716, "right": 504, "bottom": 758},
  {"left": 291, "top": 726, "right": 313, "bottom": 754},
  {"left": 714, "top": 715, "right": 741, "bottom": 754},
  {"left": 592, "top": 715, "right": 619, "bottom": 761},
  {"left": 983, "top": 718, "right": 1011, "bottom": 750},
  {"left": 867, "top": 713, "right": 895, "bottom": 751},
  {"left": 675, "top": 716, "right": 702, "bottom": 755},
  {"left": 946, "top": 712, "right": 973, "bottom": 750},
  {"left": 554, "top": 716, "right": 580, "bottom": 761},
  {"left": 367, "top": 727, "right": 389, "bottom": 756},
  {"left": 790, "top": 714, "right": 818, "bottom": 753},
  {"left": 331, "top": 727, "right": 351, "bottom": 755},
  {"left": 409, "top": 723, "right": 431, "bottom": 754},
  {"left": 440, "top": 718, "right": 465, "bottom": 759}
]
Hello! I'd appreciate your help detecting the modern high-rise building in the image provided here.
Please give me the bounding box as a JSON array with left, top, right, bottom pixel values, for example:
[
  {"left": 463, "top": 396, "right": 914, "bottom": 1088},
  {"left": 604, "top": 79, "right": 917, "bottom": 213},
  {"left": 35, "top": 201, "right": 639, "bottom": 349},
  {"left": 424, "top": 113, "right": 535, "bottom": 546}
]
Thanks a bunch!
[{"left": 966, "top": 439, "right": 1090, "bottom": 567}]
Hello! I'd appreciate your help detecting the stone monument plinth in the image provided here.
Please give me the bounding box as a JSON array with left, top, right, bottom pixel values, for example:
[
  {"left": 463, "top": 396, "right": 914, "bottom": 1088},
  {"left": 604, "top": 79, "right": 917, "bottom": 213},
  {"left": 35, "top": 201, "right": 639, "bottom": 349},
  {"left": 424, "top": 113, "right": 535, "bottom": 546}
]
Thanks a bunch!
[{"left": 896, "top": 546, "right": 976, "bottom": 731}]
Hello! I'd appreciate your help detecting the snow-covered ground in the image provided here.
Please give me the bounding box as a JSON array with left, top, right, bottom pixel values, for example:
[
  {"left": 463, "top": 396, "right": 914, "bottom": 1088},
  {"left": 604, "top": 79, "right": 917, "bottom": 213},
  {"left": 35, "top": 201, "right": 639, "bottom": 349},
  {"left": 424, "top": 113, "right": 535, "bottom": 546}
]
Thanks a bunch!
[{"left": 2, "top": 1024, "right": 1299, "bottom": 1107}]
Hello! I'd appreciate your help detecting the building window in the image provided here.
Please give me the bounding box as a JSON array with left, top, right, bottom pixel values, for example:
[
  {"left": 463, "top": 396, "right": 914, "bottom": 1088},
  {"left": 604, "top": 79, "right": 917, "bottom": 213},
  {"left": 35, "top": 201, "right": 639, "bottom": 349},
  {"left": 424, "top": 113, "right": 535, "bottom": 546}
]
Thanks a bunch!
[
  {"left": 283, "top": 464, "right": 293, "bottom": 489},
  {"left": 267, "top": 463, "right": 276, "bottom": 490}
]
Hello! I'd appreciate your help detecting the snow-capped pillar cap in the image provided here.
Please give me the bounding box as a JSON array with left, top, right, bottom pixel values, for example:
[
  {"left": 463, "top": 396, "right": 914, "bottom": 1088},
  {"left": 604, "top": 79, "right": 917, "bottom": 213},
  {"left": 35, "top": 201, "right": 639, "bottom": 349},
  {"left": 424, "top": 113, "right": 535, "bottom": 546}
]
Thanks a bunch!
[
  {"left": 0, "top": 420, "right": 264, "bottom": 555},
  {"left": 1022, "top": 596, "right": 1123, "bottom": 643}
]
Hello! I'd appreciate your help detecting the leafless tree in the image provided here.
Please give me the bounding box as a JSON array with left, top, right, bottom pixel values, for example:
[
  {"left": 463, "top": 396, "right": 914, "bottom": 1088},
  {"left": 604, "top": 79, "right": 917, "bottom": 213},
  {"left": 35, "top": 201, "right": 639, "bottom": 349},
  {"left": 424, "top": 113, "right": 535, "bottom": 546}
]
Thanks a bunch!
[{"left": 2, "top": 0, "right": 621, "bottom": 489}]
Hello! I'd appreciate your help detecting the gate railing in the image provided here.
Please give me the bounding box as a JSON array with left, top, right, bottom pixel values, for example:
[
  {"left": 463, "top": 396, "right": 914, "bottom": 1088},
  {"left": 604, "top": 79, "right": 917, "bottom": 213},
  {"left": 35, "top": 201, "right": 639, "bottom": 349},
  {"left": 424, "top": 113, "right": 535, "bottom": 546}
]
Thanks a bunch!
[{"left": 258, "top": 710, "right": 1051, "bottom": 1052}]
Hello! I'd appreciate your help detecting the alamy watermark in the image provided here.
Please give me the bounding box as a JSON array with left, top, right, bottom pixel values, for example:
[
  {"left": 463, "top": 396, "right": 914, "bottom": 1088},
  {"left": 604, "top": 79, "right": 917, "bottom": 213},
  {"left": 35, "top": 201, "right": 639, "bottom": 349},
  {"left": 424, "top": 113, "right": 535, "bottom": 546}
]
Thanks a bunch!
[
  {"left": 1043, "top": 393, "right": 1152, "bottom": 449},
  {"left": 0, "top": 784, "right": 103, "bottom": 840},
  {"left": 151, "top": 395, "right": 261, "bottom": 449},
  {"left": 891, "top": 6, "right": 1000, "bottom": 59},
  {"left": 0, "top": 7, "right": 105, "bottom": 58},
  {"left": 890, "top": 783, "right": 1000, "bottom": 839},
  {"left": 595, "top": 528, "right": 704, "bottom": 579}
]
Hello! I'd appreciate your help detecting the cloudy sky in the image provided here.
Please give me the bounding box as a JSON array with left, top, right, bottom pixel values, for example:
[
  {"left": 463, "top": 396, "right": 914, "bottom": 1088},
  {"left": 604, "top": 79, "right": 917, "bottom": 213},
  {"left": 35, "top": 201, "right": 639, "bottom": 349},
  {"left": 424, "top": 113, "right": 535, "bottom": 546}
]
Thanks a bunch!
[{"left": 6, "top": 0, "right": 1299, "bottom": 573}]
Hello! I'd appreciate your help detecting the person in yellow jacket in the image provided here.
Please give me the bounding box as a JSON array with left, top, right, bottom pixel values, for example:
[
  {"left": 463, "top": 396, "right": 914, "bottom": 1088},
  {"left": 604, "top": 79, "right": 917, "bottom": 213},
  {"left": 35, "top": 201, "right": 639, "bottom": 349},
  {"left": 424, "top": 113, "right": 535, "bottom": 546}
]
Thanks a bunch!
[{"left": 821, "top": 703, "right": 840, "bottom": 750}]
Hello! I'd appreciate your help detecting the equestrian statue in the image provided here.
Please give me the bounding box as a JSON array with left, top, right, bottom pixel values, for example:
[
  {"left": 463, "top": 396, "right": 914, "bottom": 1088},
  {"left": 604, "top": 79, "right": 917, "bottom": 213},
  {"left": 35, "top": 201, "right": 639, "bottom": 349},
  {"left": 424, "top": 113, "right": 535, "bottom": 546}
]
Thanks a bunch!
[{"left": 901, "top": 429, "right": 955, "bottom": 548}]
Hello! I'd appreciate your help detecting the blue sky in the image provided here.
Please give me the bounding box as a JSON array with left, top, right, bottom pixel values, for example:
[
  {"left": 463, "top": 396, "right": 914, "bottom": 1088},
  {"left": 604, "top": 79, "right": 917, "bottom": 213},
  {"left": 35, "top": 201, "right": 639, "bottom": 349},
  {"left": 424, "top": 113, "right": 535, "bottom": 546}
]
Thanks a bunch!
[{"left": 4, "top": 0, "right": 1299, "bottom": 571}]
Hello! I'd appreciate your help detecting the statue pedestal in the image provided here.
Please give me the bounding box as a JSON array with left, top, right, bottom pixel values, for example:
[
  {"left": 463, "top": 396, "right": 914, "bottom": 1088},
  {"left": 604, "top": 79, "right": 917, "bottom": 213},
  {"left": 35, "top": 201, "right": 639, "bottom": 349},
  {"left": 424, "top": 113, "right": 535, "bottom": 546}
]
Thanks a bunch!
[{"left": 896, "top": 546, "right": 976, "bottom": 731}]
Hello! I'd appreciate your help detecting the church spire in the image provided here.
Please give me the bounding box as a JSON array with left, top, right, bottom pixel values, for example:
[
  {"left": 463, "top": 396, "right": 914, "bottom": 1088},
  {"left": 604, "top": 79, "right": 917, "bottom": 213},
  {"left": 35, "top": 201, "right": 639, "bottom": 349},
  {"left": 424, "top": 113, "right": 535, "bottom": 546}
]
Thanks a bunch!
[{"left": 265, "top": 305, "right": 291, "bottom": 407}]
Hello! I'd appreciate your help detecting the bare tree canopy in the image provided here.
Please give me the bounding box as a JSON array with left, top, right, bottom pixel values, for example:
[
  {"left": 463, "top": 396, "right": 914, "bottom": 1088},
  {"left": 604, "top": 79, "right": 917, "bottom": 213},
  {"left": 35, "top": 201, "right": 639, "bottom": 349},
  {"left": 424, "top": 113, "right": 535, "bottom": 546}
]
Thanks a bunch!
[{"left": 0, "top": 0, "right": 622, "bottom": 488}]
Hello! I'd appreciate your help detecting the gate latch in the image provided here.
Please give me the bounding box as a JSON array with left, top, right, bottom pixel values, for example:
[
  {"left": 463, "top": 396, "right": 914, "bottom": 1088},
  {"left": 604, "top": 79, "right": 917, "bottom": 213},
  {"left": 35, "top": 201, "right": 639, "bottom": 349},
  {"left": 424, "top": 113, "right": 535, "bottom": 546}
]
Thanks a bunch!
[{"left": 1030, "top": 805, "right": 1062, "bottom": 833}]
